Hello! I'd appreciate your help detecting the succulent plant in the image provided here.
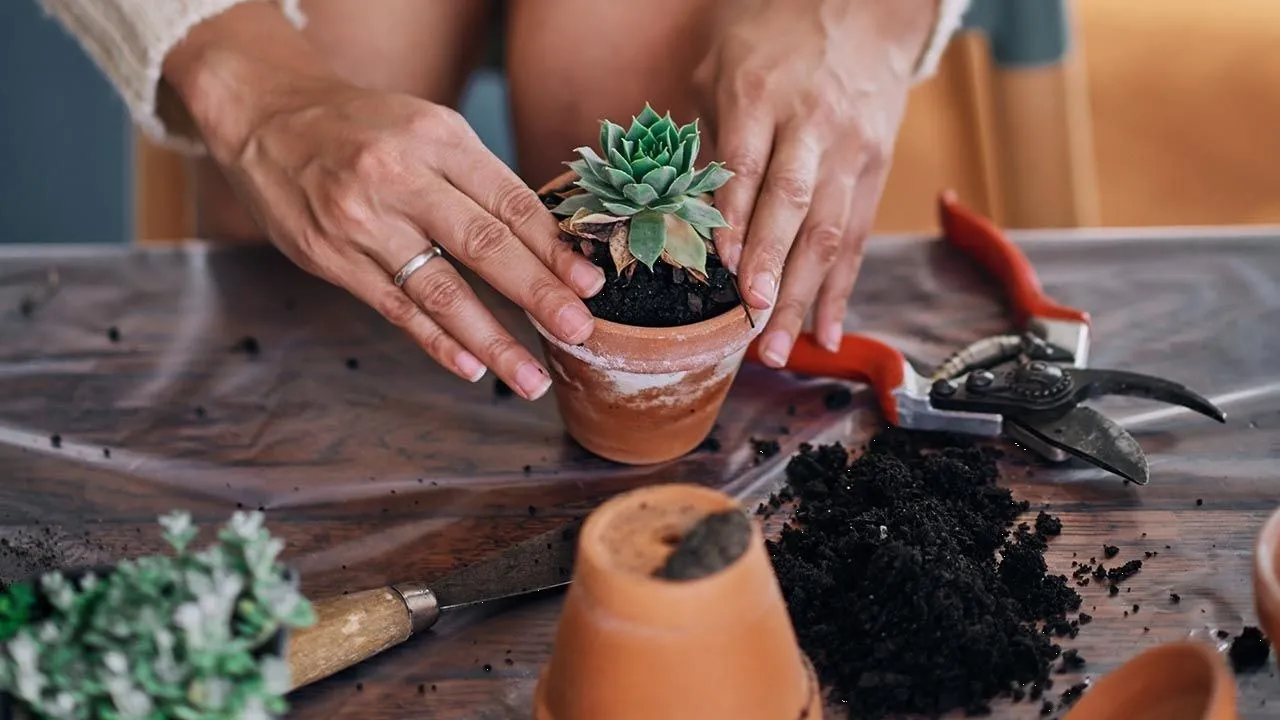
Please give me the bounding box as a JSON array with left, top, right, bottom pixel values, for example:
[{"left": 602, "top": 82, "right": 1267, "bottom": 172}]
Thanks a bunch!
[
  {"left": 550, "top": 104, "right": 734, "bottom": 282},
  {"left": 0, "top": 510, "right": 315, "bottom": 720}
]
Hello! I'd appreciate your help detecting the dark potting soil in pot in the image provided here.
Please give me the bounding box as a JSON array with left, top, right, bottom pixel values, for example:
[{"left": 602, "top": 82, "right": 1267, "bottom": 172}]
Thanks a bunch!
[
  {"left": 762, "top": 427, "right": 1083, "bottom": 718},
  {"left": 538, "top": 190, "right": 742, "bottom": 328},
  {"left": 655, "top": 509, "right": 752, "bottom": 581}
]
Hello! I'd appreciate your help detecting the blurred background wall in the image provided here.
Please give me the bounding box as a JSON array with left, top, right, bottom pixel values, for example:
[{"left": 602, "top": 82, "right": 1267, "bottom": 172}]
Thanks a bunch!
[{"left": 2, "top": 0, "right": 1278, "bottom": 246}]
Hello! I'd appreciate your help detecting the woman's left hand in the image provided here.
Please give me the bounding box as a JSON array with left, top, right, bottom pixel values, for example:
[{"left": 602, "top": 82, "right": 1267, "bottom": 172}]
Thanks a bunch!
[{"left": 692, "top": 0, "right": 938, "bottom": 366}]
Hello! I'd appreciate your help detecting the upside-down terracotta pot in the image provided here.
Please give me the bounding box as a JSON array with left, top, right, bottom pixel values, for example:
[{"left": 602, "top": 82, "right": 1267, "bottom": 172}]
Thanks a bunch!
[
  {"left": 1255, "top": 505, "right": 1280, "bottom": 649},
  {"left": 533, "top": 483, "right": 822, "bottom": 720},
  {"left": 528, "top": 172, "right": 768, "bottom": 466},
  {"left": 1062, "top": 641, "right": 1236, "bottom": 720}
]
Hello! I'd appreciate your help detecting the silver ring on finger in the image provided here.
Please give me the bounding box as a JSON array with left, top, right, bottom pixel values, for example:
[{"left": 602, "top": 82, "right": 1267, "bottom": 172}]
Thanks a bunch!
[{"left": 393, "top": 245, "right": 444, "bottom": 288}]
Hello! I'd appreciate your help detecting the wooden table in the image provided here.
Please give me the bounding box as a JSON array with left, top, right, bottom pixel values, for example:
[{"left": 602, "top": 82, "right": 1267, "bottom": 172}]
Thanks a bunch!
[{"left": 2, "top": 226, "right": 1279, "bottom": 718}]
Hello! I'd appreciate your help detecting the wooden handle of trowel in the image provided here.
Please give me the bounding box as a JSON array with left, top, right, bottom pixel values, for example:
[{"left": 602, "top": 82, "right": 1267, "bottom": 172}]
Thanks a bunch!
[{"left": 287, "top": 583, "right": 440, "bottom": 690}]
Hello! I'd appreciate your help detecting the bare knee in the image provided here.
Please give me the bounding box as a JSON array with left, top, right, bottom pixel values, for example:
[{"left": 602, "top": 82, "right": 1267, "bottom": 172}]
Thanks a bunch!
[{"left": 505, "top": 0, "right": 718, "bottom": 186}]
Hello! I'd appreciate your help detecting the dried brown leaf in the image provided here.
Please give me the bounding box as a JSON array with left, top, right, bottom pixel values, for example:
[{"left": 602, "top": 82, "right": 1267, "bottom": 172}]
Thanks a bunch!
[
  {"left": 562, "top": 208, "right": 627, "bottom": 243},
  {"left": 608, "top": 223, "right": 635, "bottom": 276}
]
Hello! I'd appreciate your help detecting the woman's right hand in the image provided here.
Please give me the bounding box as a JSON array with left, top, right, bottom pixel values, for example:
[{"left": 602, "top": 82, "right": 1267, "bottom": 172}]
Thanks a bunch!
[{"left": 162, "top": 3, "right": 604, "bottom": 401}]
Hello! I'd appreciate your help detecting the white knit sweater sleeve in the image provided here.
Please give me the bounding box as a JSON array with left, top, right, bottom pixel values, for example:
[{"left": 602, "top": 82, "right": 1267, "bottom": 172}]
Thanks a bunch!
[
  {"left": 913, "top": 0, "right": 970, "bottom": 82},
  {"left": 36, "top": 0, "right": 307, "bottom": 155}
]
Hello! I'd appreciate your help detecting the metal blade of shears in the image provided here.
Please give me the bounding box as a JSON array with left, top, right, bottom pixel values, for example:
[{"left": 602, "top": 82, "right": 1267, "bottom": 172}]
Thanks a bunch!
[
  {"left": 1006, "top": 406, "right": 1150, "bottom": 485},
  {"left": 1067, "top": 368, "right": 1227, "bottom": 423}
]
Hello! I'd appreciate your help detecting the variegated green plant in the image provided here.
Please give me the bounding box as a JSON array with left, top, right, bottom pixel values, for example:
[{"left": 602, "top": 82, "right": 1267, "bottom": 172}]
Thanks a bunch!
[
  {"left": 0, "top": 511, "right": 316, "bottom": 720},
  {"left": 550, "top": 104, "right": 734, "bottom": 282}
]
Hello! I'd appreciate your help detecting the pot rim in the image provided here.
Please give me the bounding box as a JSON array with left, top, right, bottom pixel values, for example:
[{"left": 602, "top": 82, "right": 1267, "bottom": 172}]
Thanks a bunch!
[
  {"left": 1255, "top": 506, "right": 1280, "bottom": 610},
  {"left": 1063, "top": 640, "right": 1233, "bottom": 719}
]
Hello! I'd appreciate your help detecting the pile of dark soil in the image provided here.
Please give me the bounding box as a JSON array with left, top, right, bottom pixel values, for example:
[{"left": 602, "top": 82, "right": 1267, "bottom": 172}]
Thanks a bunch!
[
  {"left": 762, "top": 428, "right": 1082, "bottom": 718},
  {"left": 537, "top": 190, "right": 742, "bottom": 328}
]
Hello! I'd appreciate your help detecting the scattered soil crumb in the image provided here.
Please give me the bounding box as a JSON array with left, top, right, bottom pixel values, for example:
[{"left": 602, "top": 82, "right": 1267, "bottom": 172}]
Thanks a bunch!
[
  {"left": 1058, "top": 682, "right": 1088, "bottom": 709},
  {"left": 1170, "top": 592, "right": 1180, "bottom": 604},
  {"left": 1059, "top": 649, "right": 1085, "bottom": 672},
  {"left": 231, "top": 336, "right": 260, "bottom": 356},
  {"left": 345, "top": 357, "right": 360, "bottom": 370},
  {"left": 107, "top": 326, "right": 120, "bottom": 342},
  {"left": 49, "top": 434, "right": 61, "bottom": 449},
  {"left": 655, "top": 509, "right": 751, "bottom": 581},
  {"left": 765, "top": 428, "right": 1081, "bottom": 719},
  {"left": 750, "top": 437, "right": 781, "bottom": 462},
  {"left": 1102, "top": 544, "right": 1119, "bottom": 559},
  {"left": 1034, "top": 512, "right": 1062, "bottom": 537},
  {"left": 696, "top": 435, "right": 722, "bottom": 453},
  {"left": 822, "top": 388, "right": 853, "bottom": 410},
  {"left": 1229, "top": 626, "right": 1271, "bottom": 673}
]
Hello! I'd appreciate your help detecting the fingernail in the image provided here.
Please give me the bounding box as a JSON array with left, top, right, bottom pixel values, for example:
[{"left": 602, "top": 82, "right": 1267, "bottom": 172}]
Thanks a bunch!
[
  {"left": 456, "top": 351, "right": 487, "bottom": 382},
  {"left": 818, "top": 321, "right": 843, "bottom": 353},
  {"left": 557, "top": 303, "right": 594, "bottom": 343},
  {"left": 572, "top": 261, "right": 606, "bottom": 297},
  {"left": 749, "top": 272, "right": 777, "bottom": 307},
  {"left": 515, "top": 361, "right": 552, "bottom": 400},
  {"left": 760, "top": 330, "right": 792, "bottom": 367},
  {"left": 726, "top": 244, "right": 742, "bottom": 274}
]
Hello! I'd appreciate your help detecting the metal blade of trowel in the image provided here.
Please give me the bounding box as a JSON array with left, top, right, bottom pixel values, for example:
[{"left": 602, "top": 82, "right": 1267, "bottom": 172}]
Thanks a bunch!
[{"left": 287, "top": 516, "right": 584, "bottom": 690}]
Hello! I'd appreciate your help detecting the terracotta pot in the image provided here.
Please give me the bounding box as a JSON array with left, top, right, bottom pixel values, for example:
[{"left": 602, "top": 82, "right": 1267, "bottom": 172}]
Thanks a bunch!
[
  {"left": 1062, "top": 641, "right": 1236, "bottom": 720},
  {"left": 533, "top": 483, "right": 822, "bottom": 720},
  {"left": 528, "top": 171, "right": 767, "bottom": 465},
  {"left": 1255, "top": 505, "right": 1280, "bottom": 649}
]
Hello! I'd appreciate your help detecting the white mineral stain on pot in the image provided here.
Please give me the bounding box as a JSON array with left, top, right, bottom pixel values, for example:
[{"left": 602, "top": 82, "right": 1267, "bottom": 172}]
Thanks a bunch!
[{"left": 601, "top": 349, "right": 745, "bottom": 400}]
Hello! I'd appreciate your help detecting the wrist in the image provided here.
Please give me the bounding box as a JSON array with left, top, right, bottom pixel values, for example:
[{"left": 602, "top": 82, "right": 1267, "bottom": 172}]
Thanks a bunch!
[
  {"left": 865, "top": 0, "right": 941, "bottom": 78},
  {"left": 161, "top": 1, "right": 336, "bottom": 162}
]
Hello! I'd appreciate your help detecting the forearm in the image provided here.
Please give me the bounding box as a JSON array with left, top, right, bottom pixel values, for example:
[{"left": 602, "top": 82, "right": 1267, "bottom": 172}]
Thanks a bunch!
[{"left": 36, "top": 0, "right": 309, "bottom": 155}]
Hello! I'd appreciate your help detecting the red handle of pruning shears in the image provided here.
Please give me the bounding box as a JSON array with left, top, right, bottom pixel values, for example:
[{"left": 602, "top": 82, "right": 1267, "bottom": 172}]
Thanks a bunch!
[
  {"left": 938, "top": 190, "right": 1090, "bottom": 327},
  {"left": 745, "top": 333, "right": 906, "bottom": 425}
]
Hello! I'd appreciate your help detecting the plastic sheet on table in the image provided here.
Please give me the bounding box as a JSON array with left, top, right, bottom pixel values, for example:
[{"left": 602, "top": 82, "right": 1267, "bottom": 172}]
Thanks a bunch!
[{"left": 2, "top": 225, "right": 1279, "bottom": 718}]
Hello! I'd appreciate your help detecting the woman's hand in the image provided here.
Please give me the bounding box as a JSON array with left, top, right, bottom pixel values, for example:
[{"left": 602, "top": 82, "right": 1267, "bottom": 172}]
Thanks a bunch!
[
  {"left": 692, "top": 0, "right": 937, "bottom": 366},
  {"left": 163, "top": 3, "right": 604, "bottom": 400}
]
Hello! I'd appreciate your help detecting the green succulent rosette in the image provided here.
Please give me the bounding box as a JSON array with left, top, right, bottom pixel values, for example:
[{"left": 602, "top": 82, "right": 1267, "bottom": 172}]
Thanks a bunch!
[{"left": 552, "top": 104, "right": 734, "bottom": 281}]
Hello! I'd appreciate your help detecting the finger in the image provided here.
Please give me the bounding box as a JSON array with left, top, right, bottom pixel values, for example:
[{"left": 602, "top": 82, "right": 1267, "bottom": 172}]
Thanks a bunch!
[
  {"left": 708, "top": 104, "right": 774, "bottom": 276},
  {"left": 755, "top": 165, "right": 857, "bottom": 367},
  {"left": 393, "top": 242, "right": 555, "bottom": 402},
  {"left": 814, "top": 164, "right": 890, "bottom": 349},
  {"left": 336, "top": 251, "right": 488, "bottom": 385},
  {"left": 439, "top": 134, "right": 606, "bottom": 299},
  {"left": 406, "top": 179, "right": 596, "bottom": 347},
  {"left": 736, "top": 124, "right": 826, "bottom": 311}
]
